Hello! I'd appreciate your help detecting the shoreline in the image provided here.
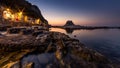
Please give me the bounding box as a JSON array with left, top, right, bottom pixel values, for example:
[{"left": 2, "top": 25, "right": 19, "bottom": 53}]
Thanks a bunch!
[
  {"left": 0, "top": 29, "right": 119, "bottom": 68},
  {"left": 51, "top": 26, "right": 120, "bottom": 30}
]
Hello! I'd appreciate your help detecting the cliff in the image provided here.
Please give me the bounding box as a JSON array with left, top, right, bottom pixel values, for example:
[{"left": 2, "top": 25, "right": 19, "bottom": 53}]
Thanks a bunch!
[{"left": 0, "top": 0, "right": 48, "bottom": 24}]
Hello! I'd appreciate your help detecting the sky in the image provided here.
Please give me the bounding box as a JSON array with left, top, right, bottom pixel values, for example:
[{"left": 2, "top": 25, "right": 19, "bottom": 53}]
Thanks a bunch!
[{"left": 27, "top": 0, "right": 120, "bottom": 26}]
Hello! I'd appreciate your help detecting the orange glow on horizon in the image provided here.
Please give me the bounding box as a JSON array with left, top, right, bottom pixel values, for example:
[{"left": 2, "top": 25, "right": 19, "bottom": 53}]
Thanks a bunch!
[
  {"left": 43, "top": 12, "right": 99, "bottom": 26},
  {"left": 42, "top": 10, "right": 116, "bottom": 26},
  {"left": 48, "top": 18, "right": 98, "bottom": 26}
]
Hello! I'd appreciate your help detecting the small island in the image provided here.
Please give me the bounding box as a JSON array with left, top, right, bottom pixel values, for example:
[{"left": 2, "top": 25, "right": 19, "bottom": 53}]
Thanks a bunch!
[{"left": 52, "top": 20, "right": 120, "bottom": 30}]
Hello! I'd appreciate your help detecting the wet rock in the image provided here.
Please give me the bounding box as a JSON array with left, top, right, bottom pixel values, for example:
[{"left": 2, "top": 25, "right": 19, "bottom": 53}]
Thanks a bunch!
[
  {"left": 36, "top": 34, "right": 48, "bottom": 43},
  {"left": 32, "top": 31, "right": 43, "bottom": 36},
  {"left": 46, "top": 64, "right": 53, "bottom": 68},
  {"left": 0, "top": 26, "right": 11, "bottom": 31},
  {"left": 45, "top": 42, "right": 53, "bottom": 52},
  {"left": 24, "top": 62, "right": 34, "bottom": 68},
  {"left": 33, "top": 26, "right": 39, "bottom": 31},
  {"left": 74, "top": 35, "right": 77, "bottom": 37},
  {"left": 11, "top": 61, "right": 20, "bottom": 68},
  {"left": 0, "top": 33, "right": 4, "bottom": 37},
  {"left": 7, "top": 28, "right": 26, "bottom": 34},
  {"left": 2, "top": 61, "right": 19, "bottom": 68},
  {"left": 0, "top": 50, "right": 33, "bottom": 68},
  {"left": 20, "top": 29, "right": 33, "bottom": 35},
  {"left": 0, "top": 32, "right": 119, "bottom": 68}
]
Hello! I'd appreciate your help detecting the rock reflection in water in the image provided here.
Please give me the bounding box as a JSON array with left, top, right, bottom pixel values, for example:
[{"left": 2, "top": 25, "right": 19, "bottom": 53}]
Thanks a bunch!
[{"left": 65, "top": 28, "right": 74, "bottom": 34}]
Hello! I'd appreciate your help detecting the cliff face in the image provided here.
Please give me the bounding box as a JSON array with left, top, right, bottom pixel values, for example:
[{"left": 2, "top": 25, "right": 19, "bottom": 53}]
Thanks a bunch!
[{"left": 0, "top": 0, "right": 48, "bottom": 24}]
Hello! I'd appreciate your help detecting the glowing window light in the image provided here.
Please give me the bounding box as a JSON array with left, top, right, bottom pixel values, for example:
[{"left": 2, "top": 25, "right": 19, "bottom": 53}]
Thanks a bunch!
[
  {"left": 24, "top": 16, "right": 28, "bottom": 22},
  {"left": 6, "top": 12, "right": 11, "bottom": 18},
  {"left": 16, "top": 12, "right": 23, "bottom": 21},
  {"left": 11, "top": 14, "right": 15, "bottom": 21},
  {"left": 36, "top": 19, "right": 40, "bottom": 24},
  {"left": 3, "top": 10, "right": 12, "bottom": 19},
  {"left": 3, "top": 8, "right": 24, "bottom": 22},
  {"left": 18, "top": 12, "right": 22, "bottom": 16},
  {"left": 32, "top": 21, "right": 35, "bottom": 24},
  {"left": 6, "top": 8, "right": 10, "bottom": 11}
]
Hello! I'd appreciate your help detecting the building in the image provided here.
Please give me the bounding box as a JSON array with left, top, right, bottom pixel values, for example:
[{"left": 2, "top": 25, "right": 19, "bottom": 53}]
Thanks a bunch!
[{"left": 0, "top": 6, "right": 42, "bottom": 26}]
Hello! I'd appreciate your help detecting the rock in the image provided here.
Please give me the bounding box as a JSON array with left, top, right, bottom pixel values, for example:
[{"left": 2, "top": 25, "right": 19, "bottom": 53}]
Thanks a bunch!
[
  {"left": 46, "top": 64, "right": 53, "bottom": 68},
  {"left": 2, "top": 61, "right": 19, "bottom": 68},
  {"left": 11, "top": 61, "right": 20, "bottom": 68},
  {"left": 0, "top": 32, "right": 118, "bottom": 68},
  {"left": 55, "top": 39, "right": 67, "bottom": 61},
  {"left": 0, "top": 33, "right": 4, "bottom": 37},
  {"left": 74, "top": 35, "right": 77, "bottom": 37},
  {"left": 32, "top": 31, "right": 43, "bottom": 36},
  {"left": 36, "top": 34, "right": 48, "bottom": 43},
  {"left": 0, "top": 26, "right": 11, "bottom": 31},
  {"left": 25, "top": 62, "right": 34, "bottom": 68},
  {"left": 55, "top": 50, "right": 63, "bottom": 61},
  {"left": 0, "top": 50, "right": 33, "bottom": 68},
  {"left": 7, "top": 27, "right": 26, "bottom": 34},
  {"left": 64, "top": 20, "right": 75, "bottom": 26},
  {"left": 20, "top": 29, "right": 33, "bottom": 35}
]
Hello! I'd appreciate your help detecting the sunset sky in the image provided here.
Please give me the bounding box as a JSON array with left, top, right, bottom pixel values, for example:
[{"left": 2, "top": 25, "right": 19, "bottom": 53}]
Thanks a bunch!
[{"left": 27, "top": 0, "right": 120, "bottom": 26}]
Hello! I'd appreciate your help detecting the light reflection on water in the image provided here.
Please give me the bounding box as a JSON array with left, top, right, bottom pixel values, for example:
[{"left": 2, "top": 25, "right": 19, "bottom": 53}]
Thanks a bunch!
[{"left": 50, "top": 28, "right": 120, "bottom": 62}]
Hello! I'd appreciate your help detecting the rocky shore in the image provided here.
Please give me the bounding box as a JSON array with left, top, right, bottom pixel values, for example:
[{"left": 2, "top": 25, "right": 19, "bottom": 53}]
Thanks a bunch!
[
  {"left": 0, "top": 29, "right": 119, "bottom": 68},
  {"left": 0, "top": 0, "right": 119, "bottom": 67}
]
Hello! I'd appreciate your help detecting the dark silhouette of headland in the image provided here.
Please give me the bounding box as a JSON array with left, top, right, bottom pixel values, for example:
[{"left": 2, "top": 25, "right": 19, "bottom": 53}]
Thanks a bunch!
[
  {"left": 52, "top": 20, "right": 120, "bottom": 30},
  {"left": 64, "top": 20, "right": 75, "bottom": 26}
]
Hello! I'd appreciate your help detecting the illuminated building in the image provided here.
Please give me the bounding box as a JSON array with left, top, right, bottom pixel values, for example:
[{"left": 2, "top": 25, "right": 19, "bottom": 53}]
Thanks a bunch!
[{"left": 1, "top": 7, "right": 43, "bottom": 26}]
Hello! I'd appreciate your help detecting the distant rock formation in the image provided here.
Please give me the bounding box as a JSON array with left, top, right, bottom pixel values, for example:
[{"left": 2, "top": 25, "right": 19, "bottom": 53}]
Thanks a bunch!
[
  {"left": 64, "top": 20, "right": 75, "bottom": 26},
  {"left": 0, "top": 0, "right": 48, "bottom": 24}
]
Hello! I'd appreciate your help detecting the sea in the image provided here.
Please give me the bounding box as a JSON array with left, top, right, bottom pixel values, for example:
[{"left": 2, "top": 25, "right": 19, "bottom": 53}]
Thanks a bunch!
[{"left": 50, "top": 28, "right": 120, "bottom": 63}]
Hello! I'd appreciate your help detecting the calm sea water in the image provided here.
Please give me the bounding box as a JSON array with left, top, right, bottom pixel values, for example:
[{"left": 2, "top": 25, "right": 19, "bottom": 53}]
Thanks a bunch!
[{"left": 50, "top": 28, "right": 120, "bottom": 63}]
